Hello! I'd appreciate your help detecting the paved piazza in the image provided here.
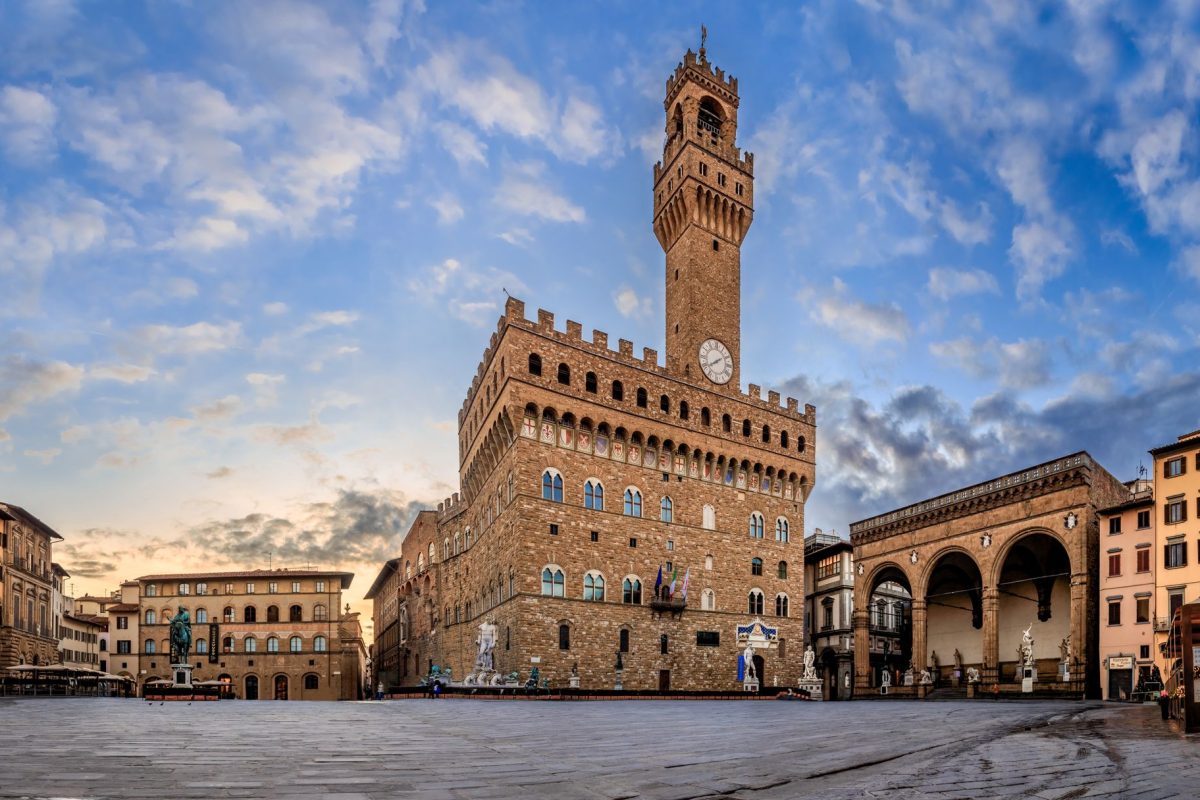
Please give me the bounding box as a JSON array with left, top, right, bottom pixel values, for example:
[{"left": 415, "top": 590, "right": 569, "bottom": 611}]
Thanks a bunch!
[{"left": 1, "top": 698, "right": 1197, "bottom": 799}]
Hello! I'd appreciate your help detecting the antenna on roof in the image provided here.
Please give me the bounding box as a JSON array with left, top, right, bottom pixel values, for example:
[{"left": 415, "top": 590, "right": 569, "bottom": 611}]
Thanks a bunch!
[
  {"left": 268, "top": 551, "right": 273, "bottom": 571},
  {"left": 1137, "top": 461, "right": 1147, "bottom": 479}
]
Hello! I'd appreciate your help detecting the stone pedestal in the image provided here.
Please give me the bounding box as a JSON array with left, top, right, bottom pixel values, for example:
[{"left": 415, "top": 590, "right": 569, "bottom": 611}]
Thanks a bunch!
[
  {"left": 743, "top": 679, "right": 759, "bottom": 692},
  {"left": 569, "top": 675, "right": 580, "bottom": 689},
  {"left": 1022, "top": 666, "right": 1034, "bottom": 693},
  {"left": 172, "top": 663, "right": 193, "bottom": 689},
  {"left": 614, "top": 669, "right": 623, "bottom": 691},
  {"left": 798, "top": 681, "right": 823, "bottom": 700}
]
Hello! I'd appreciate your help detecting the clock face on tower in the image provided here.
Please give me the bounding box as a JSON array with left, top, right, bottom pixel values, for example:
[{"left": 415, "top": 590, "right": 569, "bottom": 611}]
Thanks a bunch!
[{"left": 698, "top": 338, "right": 733, "bottom": 384}]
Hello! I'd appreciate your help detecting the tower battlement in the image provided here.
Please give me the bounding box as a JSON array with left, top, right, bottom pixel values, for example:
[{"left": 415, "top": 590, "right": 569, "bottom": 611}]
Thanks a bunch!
[{"left": 665, "top": 48, "right": 739, "bottom": 107}]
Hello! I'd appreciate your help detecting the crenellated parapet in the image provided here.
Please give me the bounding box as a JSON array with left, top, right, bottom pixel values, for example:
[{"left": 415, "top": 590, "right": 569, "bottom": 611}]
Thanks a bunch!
[{"left": 665, "top": 48, "right": 738, "bottom": 109}]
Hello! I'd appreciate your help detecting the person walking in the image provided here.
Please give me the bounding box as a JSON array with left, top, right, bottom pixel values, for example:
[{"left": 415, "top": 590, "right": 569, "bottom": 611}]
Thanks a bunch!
[{"left": 1158, "top": 688, "right": 1170, "bottom": 720}]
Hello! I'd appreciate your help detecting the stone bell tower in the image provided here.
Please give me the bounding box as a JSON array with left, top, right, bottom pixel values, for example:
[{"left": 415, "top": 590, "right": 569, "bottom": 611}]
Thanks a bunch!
[{"left": 652, "top": 37, "right": 754, "bottom": 390}]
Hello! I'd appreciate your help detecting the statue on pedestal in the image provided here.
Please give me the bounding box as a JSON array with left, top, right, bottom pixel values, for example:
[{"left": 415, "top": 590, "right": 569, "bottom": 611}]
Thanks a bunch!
[
  {"left": 881, "top": 669, "right": 892, "bottom": 688},
  {"left": 475, "top": 618, "right": 498, "bottom": 672},
  {"left": 743, "top": 644, "right": 757, "bottom": 682},
  {"left": 919, "top": 668, "right": 932, "bottom": 685},
  {"left": 168, "top": 606, "right": 192, "bottom": 663},
  {"left": 966, "top": 666, "right": 980, "bottom": 684},
  {"left": 801, "top": 645, "right": 817, "bottom": 682},
  {"left": 1021, "top": 624, "right": 1035, "bottom": 667},
  {"left": 1058, "top": 634, "right": 1071, "bottom": 664}
]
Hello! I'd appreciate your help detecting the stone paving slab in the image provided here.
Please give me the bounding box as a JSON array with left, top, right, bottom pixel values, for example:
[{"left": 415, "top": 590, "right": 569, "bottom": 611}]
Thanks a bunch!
[{"left": 0, "top": 697, "right": 1196, "bottom": 798}]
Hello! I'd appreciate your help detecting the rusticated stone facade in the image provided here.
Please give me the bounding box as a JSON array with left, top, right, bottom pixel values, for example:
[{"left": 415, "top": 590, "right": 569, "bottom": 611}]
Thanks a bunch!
[
  {"left": 0, "top": 502, "right": 64, "bottom": 670},
  {"left": 375, "top": 45, "right": 817, "bottom": 692},
  {"left": 850, "top": 453, "right": 1129, "bottom": 700}
]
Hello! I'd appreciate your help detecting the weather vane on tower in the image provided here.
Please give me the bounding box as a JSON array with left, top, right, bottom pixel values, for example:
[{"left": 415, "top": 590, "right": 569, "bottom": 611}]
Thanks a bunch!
[{"left": 700, "top": 24, "right": 707, "bottom": 51}]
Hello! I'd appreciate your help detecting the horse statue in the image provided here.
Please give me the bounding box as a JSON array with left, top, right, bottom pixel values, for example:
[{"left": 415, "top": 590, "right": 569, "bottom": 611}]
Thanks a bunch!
[{"left": 168, "top": 606, "right": 192, "bottom": 663}]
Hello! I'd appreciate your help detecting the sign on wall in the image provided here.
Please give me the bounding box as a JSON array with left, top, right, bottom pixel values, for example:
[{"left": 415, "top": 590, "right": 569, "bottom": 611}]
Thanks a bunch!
[{"left": 208, "top": 624, "right": 219, "bottom": 663}]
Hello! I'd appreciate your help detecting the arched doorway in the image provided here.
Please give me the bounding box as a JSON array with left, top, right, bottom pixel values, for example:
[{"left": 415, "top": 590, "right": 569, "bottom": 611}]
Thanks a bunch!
[
  {"left": 997, "top": 532, "right": 1072, "bottom": 684},
  {"left": 244, "top": 674, "right": 259, "bottom": 700},
  {"left": 274, "top": 674, "right": 289, "bottom": 701},
  {"left": 821, "top": 647, "right": 839, "bottom": 699},
  {"left": 924, "top": 550, "right": 984, "bottom": 686},
  {"left": 752, "top": 654, "right": 765, "bottom": 689},
  {"left": 866, "top": 565, "right": 913, "bottom": 687}
]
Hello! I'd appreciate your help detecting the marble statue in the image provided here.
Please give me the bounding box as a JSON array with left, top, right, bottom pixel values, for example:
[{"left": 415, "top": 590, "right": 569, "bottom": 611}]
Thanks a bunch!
[
  {"left": 919, "top": 668, "right": 932, "bottom": 685},
  {"left": 903, "top": 666, "right": 915, "bottom": 686},
  {"left": 930, "top": 650, "right": 940, "bottom": 676},
  {"left": 953, "top": 649, "right": 962, "bottom": 671},
  {"left": 881, "top": 669, "right": 892, "bottom": 687},
  {"left": 801, "top": 645, "right": 817, "bottom": 682},
  {"left": 168, "top": 606, "right": 192, "bottom": 663},
  {"left": 743, "top": 644, "right": 757, "bottom": 682},
  {"left": 966, "top": 666, "right": 980, "bottom": 684},
  {"left": 1021, "top": 624, "right": 1035, "bottom": 667},
  {"left": 476, "top": 618, "right": 498, "bottom": 671},
  {"left": 1059, "top": 634, "right": 1071, "bottom": 664}
]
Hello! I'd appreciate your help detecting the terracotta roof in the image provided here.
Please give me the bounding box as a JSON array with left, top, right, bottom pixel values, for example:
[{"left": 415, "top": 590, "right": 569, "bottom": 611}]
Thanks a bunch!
[
  {"left": 363, "top": 558, "right": 401, "bottom": 600},
  {"left": 64, "top": 613, "right": 106, "bottom": 628},
  {"left": 107, "top": 603, "right": 139, "bottom": 612},
  {"left": 135, "top": 568, "right": 353, "bottom": 589}
]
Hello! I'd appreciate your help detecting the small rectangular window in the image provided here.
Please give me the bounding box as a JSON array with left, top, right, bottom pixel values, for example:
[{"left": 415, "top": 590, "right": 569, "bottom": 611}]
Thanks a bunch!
[
  {"left": 1137, "top": 510, "right": 1150, "bottom": 529},
  {"left": 666, "top": 540, "right": 674, "bottom": 551},
  {"left": 735, "top": 182, "right": 743, "bottom": 196},
  {"left": 1165, "top": 456, "right": 1186, "bottom": 478},
  {"left": 1108, "top": 517, "right": 1121, "bottom": 534},
  {"left": 1140, "top": 645, "right": 1151, "bottom": 659},
  {"left": 1136, "top": 549, "right": 1150, "bottom": 572},
  {"left": 224, "top": 583, "right": 234, "bottom": 594},
  {"left": 696, "top": 631, "right": 720, "bottom": 647},
  {"left": 291, "top": 581, "right": 300, "bottom": 593},
  {"left": 1166, "top": 541, "right": 1188, "bottom": 568},
  {"left": 1108, "top": 601, "right": 1121, "bottom": 626},
  {"left": 246, "top": 583, "right": 255, "bottom": 594},
  {"left": 1108, "top": 553, "right": 1121, "bottom": 576},
  {"left": 590, "top": 531, "right": 599, "bottom": 542},
  {"left": 316, "top": 581, "right": 326, "bottom": 593},
  {"left": 549, "top": 524, "right": 559, "bottom": 536},
  {"left": 629, "top": 538, "right": 637, "bottom": 548},
  {"left": 717, "top": 173, "right": 726, "bottom": 187},
  {"left": 1136, "top": 597, "right": 1150, "bottom": 624}
]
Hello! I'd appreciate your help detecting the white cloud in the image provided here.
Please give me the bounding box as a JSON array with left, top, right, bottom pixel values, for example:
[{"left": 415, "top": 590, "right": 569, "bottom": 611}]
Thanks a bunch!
[
  {"left": 809, "top": 281, "right": 911, "bottom": 347},
  {"left": 263, "top": 302, "right": 289, "bottom": 316},
  {"left": 1100, "top": 228, "right": 1138, "bottom": 254},
  {"left": 434, "top": 121, "right": 487, "bottom": 166},
  {"left": 190, "top": 395, "right": 243, "bottom": 422},
  {"left": 430, "top": 194, "right": 464, "bottom": 224},
  {"left": 0, "top": 85, "right": 57, "bottom": 161},
  {"left": 1010, "top": 221, "right": 1072, "bottom": 301},
  {"left": 365, "top": 0, "right": 423, "bottom": 67},
  {"left": 408, "top": 257, "right": 523, "bottom": 326},
  {"left": 89, "top": 363, "right": 156, "bottom": 383},
  {"left": 0, "top": 356, "right": 85, "bottom": 421},
  {"left": 498, "top": 228, "right": 534, "bottom": 246},
  {"left": 554, "top": 95, "right": 618, "bottom": 164},
  {"left": 23, "top": 448, "right": 62, "bottom": 465},
  {"left": 613, "top": 285, "right": 652, "bottom": 319},
  {"left": 59, "top": 425, "right": 90, "bottom": 444},
  {"left": 927, "top": 267, "right": 1000, "bottom": 301},
  {"left": 246, "top": 372, "right": 285, "bottom": 407},
  {"left": 929, "top": 336, "right": 1053, "bottom": 389},
  {"left": 495, "top": 162, "right": 585, "bottom": 223},
  {"left": 136, "top": 321, "right": 242, "bottom": 356},
  {"left": 1176, "top": 244, "right": 1200, "bottom": 284}
]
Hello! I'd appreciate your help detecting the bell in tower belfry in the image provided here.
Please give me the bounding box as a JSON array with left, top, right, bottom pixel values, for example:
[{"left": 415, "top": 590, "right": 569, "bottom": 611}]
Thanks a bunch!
[{"left": 653, "top": 37, "right": 754, "bottom": 390}]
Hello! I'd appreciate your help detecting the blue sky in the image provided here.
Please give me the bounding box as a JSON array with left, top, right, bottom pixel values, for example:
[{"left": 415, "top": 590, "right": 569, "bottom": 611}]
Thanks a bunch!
[{"left": 2, "top": 0, "right": 1199, "bottom": 616}]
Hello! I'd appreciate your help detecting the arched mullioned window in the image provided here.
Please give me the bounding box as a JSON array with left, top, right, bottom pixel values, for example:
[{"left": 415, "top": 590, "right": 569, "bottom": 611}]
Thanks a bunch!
[
  {"left": 583, "top": 571, "right": 605, "bottom": 602},
  {"left": 558, "top": 624, "right": 570, "bottom": 650},
  {"left": 223, "top": 606, "right": 235, "bottom": 622},
  {"left": 612, "top": 380, "right": 624, "bottom": 401},
  {"left": 443, "top": 539, "right": 450, "bottom": 560},
  {"left": 775, "top": 517, "right": 789, "bottom": 543},
  {"left": 289, "top": 636, "right": 302, "bottom": 653},
  {"left": 762, "top": 424, "right": 771, "bottom": 443},
  {"left": 313, "top": 604, "right": 327, "bottom": 621},
  {"left": 636, "top": 388, "right": 648, "bottom": 408},
  {"left": 541, "top": 566, "right": 565, "bottom": 597},
  {"left": 267, "top": 636, "right": 279, "bottom": 653},
  {"left": 146, "top": 584, "right": 158, "bottom": 597},
  {"left": 659, "top": 394, "right": 670, "bottom": 413},
  {"left": 541, "top": 469, "right": 563, "bottom": 502},
  {"left": 267, "top": 605, "right": 279, "bottom": 623},
  {"left": 778, "top": 560, "right": 788, "bottom": 579},
  {"left": 454, "top": 533, "right": 461, "bottom": 555},
  {"left": 660, "top": 496, "right": 673, "bottom": 523},
  {"left": 195, "top": 608, "right": 208, "bottom": 623},
  {"left": 585, "top": 372, "right": 597, "bottom": 393},
  {"left": 749, "top": 512, "right": 765, "bottom": 539},
  {"left": 751, "top": 557, "right": 763, "bottom": 576},
  {"left": 623, "top": 488, "right": 642, "bottom": 517},
  {"left": 528, "top": 353, "right": 542, "bottom": 376},
  {"left": 798, "top": 435, "right": 807, "bottom": 453},
  {"left": 304, "top": 673, "right": 319, "bottom": 690},
  {"left": 145, "top": 610, "right": 156, "bottom": 625},
  {"left": 557, "top": 363, "right": 570, "bottom": 385},
  {"left": 584, "top": 479, "right": 604, "bottom": 511},
  {"left": 775, "top": 593, "right": 790, "bottom": 617},
  {"left": 702, "top": 588, "right": 715, "bottom": 610},
  {"left": 244, "top": 606, "right": 257, "bottom": 623},
  {"left": 722, "top": 414, "right": 732, "bottom": 433},
  {"left": 196, "top": 638, "right": 208, "bottom": 654},
  {"left": 145, "top": 639, "right": 156, "bottom": 654},
  {"left": 245, "top": 636, "right": 258, "bottom": 653},
  {"left": 748, "top": 589, "right": 764, "bottom": 615},
  {"left": 289, "top": 605, "right": 302, "bottom": 622},
  {"left": 622, "top": 577, "right": 642, "bottom": 604}
]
